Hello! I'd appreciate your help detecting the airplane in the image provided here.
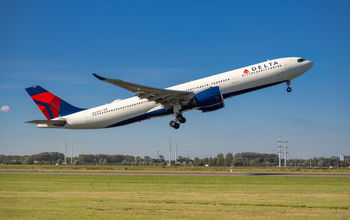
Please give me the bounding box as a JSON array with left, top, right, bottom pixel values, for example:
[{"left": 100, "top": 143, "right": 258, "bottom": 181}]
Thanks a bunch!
[{"left": 25, "top": 57, "right": 313, "bottom": 129}]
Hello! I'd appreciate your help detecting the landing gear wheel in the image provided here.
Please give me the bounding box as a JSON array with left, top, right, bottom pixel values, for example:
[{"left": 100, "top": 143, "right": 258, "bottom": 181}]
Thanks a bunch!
[
  {"left": 178, "top": 117, "right": 186, "bottom": 124},
  {"left": 286, "top": 81, "right": 292, "bottom": 93},
  {"left": 169, "top": 120, "right": 180, "bottom": 129},
  {"left": 173, "top": 123, "right": 180, "bottom": 129},
  {"left": 169, "top": 120, "right": 177, "bottom": 128},
  {"left": 176, "top": 114, "right": 186, "bottom": 124}
]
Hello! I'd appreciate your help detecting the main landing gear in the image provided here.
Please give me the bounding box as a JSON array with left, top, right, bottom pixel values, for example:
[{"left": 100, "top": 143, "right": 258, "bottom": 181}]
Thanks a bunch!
[
  {"left": 169, "top": 114, "right": 186, "bottom": 129},
  {"left": 169, "top": 103, "right": 186, "bottom": 129},
  {"left": 286, "top": 80, "right": 292, "bottom": 93}
]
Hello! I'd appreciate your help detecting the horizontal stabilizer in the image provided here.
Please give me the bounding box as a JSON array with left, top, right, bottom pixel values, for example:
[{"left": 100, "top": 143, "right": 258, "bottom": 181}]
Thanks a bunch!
[{"left": 25, "top": 119, "right": 66, "bottom": 126}]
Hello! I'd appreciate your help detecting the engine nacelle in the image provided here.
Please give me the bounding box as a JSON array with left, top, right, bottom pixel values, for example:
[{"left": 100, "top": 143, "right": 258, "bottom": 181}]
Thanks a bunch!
[{"left": 194, "top": 86, "right": 225, "bottom": 112}]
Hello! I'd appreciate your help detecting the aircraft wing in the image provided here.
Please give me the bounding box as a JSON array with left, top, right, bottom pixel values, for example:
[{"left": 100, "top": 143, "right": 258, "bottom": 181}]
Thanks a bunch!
[
  {"left": 93, "top": 74, "right": 195, "bottom": 109},
  {"left": 25, "top": 119, "right": 66, "bottom": 126}
]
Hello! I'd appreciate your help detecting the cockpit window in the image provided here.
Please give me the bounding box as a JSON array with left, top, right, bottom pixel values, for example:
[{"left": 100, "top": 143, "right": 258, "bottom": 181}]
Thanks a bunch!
[{"left": 297, "top": 58, "right": 305, "bottom": 63}]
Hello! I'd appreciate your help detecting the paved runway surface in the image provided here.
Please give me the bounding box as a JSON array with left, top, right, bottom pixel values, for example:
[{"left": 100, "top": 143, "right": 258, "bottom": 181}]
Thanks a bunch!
[{"left": 1, "top": 171, "right": 349, "bottom": 177}]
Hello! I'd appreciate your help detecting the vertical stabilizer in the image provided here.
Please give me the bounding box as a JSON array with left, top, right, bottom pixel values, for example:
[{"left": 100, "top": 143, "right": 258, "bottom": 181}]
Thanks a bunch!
[{"left": 25, "top": 85, "right": 85, "bottom": 120}]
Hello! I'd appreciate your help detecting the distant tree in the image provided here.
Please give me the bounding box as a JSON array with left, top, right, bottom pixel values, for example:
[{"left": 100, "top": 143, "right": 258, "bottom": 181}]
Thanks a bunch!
[
  {"left": 144, "top": 156, "right": 151, "bottom": 165},
  {"left": 159, "top": 155, "right": 165, "bottom": 162},
  {"left": 4, "top": 151, "right": 347, "bottom": 168},
  {"left": 183, "top": 157, "right": 192, "bottom": 163},
  {"left": 317, "top": 159, "right": 324, "bottom": 168},
  {"left": 22, "top": 156, "right": 33, "bottom": 165},
  {"left": 233, "top": 152, "right": 278, "bottom": 167},
  {"left": 30, "top": 152, "right": 64, "bottom": 164},
  {"left": 135, "top": 156, "right": 142, "bottom": 165},
  {"left": 193, "top": 157, "right": 200, "bottom": 166},
  {"left": 208, "top": 157, "right": 215, "bottom": 166},
  {"left": 249, "top": 158, "right": 259, "bottom": 167},
  {"left": 0, "top": 154, "right": 5, "bottom": 164},
  {"left": 203, "top": 157, "right": 209, "bottom": 165},
  {"left": 216, "top": 153, "right": 224, "bottom": 166},
  {"left": 78, "top": 154, "right": 96, "bottom": 165},
  {"left": 224, "top": 153, "right": 233, "bottom": 166},
  {"left": 6, "top": 155, "right": 23, "bottom": 164},
  {"left": 103, "top": 158, "right": 108, "bottom": 165}
]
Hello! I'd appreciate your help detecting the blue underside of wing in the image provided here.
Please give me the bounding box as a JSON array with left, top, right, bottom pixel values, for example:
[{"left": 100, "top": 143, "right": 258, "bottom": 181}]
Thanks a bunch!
[{"left": 105, "top": 108, "right": 173, "bottom": 128}]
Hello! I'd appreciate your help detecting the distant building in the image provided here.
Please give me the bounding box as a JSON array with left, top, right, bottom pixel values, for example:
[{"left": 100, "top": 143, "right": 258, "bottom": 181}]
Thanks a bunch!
[
  {"left": 340, "top": 154, "right": 350, "bottom": 161},
  {"left": 331, "top": 156, "right": 339, "bottom": 160}
]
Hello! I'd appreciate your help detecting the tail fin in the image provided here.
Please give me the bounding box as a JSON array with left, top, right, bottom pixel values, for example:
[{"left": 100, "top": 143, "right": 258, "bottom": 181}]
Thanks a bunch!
[{"left": 25, "top": 85, "right": 85, "bottom": 120}]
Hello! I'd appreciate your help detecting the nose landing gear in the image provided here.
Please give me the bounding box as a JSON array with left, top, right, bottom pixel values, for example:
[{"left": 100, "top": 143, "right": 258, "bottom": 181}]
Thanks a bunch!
[{"left": 286, "top": 80, "right": 292, "bottom": 93}]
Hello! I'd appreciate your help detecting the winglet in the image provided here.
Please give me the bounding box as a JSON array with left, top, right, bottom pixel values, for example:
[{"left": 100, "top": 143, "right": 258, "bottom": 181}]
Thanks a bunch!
[{"left": 93, "top": 73, "right": 107, "bottom": 81}]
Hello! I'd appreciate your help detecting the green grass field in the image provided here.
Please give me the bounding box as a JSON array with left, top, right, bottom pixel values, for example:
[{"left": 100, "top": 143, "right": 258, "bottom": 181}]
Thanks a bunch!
[{"left": 0, "top": 173, "right": 349, "bottom": 219}]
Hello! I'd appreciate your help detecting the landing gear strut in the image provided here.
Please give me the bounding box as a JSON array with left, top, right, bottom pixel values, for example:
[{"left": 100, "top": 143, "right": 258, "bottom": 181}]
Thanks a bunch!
[
  {"left": 286, "top": 80, "right": 292, "bottom": 93},
  {"left": 169, "top": 103, "right": 186, "bottom": 129}
]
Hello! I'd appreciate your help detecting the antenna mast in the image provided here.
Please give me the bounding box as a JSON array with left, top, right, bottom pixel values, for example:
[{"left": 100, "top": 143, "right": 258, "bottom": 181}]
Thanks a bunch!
[
  {"left": 64, "top": 140, "right": 67, "bottom": 164},
  {"left": 278, "top": 137, "right": 282, "bottom": 167},
  {"left": 284, "top": 137, "right": 288, "bottom": 167},
  {"left": 71, "top": 142, "right": 73, "bottom": 165},
  {"left": 175, "top": 140, "right": 178, "bottom": 165},
  {"left": 169, "top": 137, "right": 171, "bottom": 166}
]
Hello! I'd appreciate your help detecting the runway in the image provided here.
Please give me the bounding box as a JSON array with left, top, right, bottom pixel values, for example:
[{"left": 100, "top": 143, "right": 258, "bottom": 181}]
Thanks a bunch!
[{"left": 1, "top": 171, "right": 349, "bottom": 177}]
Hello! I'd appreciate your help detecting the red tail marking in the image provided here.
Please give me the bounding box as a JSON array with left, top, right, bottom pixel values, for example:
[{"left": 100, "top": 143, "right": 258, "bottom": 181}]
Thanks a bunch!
[
  {"left": 31, "top": 91, "right": 62, "bottom": 118},
  {"left": 50, "top": 97, "right": 61, "bottom": 118},
  {"left": 31, "top": 92, "right": 56, "bottom": 103},
  {"left": 37, "top": 104, "right": 51, "bottom": 120}
]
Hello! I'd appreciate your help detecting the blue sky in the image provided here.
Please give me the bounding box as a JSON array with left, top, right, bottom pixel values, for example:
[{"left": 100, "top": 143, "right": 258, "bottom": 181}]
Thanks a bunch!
[{"left": 1, "top": 0, "right": 349, "bottom": 159}]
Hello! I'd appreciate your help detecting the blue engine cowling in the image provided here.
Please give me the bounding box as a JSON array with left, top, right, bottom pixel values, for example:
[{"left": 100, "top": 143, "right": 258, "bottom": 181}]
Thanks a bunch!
[{"left": 194, "top": 86, "right": 225, "bottom": 112}]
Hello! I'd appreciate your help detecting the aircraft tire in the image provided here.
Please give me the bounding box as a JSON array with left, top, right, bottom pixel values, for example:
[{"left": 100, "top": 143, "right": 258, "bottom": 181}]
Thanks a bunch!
[
  {"left": 287, "top": 87, "right": 292, "bottom": 93},
  {"left": 169, "top": 120, "right": 177, "bottom": 127},
  {"left": 173, "top": 122, "right": 180, "bottom": 129},
  {"left": 177, "top": 115, "right": 186, "bottom": 124}
]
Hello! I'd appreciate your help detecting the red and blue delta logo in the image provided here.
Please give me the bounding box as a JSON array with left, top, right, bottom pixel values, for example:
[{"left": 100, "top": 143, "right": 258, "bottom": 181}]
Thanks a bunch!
[{"left": 242, "top": 61, "right": 279, "bottom": 77}]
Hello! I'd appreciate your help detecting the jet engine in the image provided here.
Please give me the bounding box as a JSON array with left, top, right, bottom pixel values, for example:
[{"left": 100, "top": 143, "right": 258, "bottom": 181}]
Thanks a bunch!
[{"left": 194, "top": 86, "right": 225, "bottom": 112}]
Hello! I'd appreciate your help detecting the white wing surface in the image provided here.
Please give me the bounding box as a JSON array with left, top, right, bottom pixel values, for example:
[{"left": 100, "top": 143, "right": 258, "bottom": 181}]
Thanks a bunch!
[{"left": 93, "top": 74, "right": 195, "bottom": 109}]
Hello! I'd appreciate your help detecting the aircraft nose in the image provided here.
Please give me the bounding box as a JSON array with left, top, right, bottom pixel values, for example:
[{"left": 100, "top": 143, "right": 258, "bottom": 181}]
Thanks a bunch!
[{"left": 305, "top": 60, "right": 314, "bottom": 70}]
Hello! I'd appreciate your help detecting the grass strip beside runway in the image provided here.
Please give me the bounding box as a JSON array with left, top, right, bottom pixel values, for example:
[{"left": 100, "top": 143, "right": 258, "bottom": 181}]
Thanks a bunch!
[{"left": 0, "top": 174, "right": 349, "bottom": 219}]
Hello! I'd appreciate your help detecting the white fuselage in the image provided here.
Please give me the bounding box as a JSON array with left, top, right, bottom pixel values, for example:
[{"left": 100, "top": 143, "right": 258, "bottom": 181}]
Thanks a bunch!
[{"left": 46, "top": 57, "right": 313, "bottom": 129}]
